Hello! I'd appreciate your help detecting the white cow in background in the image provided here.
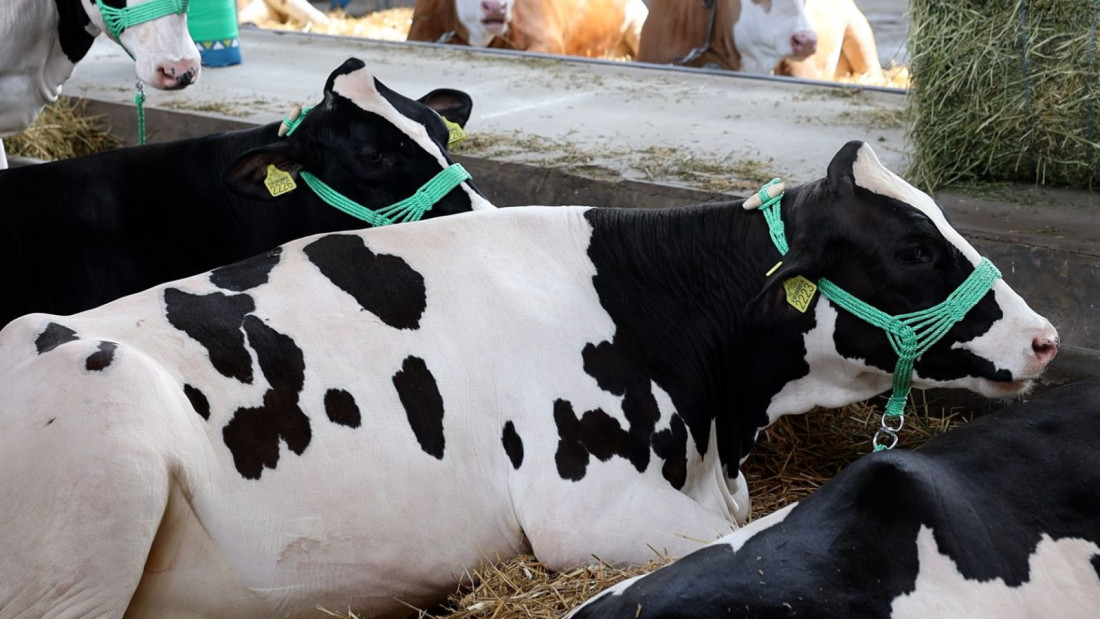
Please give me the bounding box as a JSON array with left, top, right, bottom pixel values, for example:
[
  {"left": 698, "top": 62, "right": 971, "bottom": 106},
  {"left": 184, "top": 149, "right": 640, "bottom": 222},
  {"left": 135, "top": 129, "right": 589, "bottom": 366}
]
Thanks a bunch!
[{"left": 0, "top": 0, "right": 200, "bottom": 168}]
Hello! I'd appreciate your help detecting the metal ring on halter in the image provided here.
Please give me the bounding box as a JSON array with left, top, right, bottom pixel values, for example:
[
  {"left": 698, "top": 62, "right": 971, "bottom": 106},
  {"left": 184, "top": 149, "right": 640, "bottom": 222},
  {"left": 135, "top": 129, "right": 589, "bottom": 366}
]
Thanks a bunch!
[
  {"left": 873, "top": 427, "right": 899, "bottom": 451},
  {"left": 880, "top": 412, "right": 905, "bottom": 434}
]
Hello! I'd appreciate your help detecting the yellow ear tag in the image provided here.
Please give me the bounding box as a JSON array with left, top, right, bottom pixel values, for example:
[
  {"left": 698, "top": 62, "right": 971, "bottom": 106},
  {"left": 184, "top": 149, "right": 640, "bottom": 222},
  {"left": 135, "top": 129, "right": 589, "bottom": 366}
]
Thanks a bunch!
[
  {"left": 264, "top": 164, "right": 297, "bottom": 197},
  {"left": 783, "top": 276, "right": 818, "bottom": 313},
  {"left": 443, "top": 118, "right": 467, "bottom": 147}
]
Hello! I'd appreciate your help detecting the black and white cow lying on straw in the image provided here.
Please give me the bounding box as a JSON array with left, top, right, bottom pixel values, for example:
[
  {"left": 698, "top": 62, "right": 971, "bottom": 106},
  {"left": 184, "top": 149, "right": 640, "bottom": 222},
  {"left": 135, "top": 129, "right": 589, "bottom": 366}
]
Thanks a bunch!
[
  {"left": 0, "top": 142, "right": 1056, "bottom": 617},
  {"left": 0, "top": 57, "right": 487, "bottom": 328},
  {"left": 569, "top": 378, "right": 1100, "bottom": 618}
]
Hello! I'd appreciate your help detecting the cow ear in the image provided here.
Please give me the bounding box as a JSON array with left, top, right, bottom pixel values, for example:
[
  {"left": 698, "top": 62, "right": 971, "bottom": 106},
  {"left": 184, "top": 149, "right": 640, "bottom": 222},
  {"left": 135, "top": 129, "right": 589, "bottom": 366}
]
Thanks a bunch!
[
  {"left": 224, "top": 144, "right": 307, "bottom": 201},
  {"left": 744, "top": 247, "right": 824, "bottom": 324},
  {"left": 418, "top": 88, "right": 473, "bottom": 127},
  {"left": 825, "top": 140, "right": 867, "bottom": 196}
]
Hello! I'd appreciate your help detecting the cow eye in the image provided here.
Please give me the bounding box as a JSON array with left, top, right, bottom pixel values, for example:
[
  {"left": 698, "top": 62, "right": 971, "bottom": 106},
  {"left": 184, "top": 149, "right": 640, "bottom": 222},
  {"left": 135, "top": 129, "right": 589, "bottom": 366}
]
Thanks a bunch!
[
  {"left": 895, "top": 246, "right": 932, "bottom": 265},
  {"left": 360, "top": 149, "right": 386, "bottom": 164}
]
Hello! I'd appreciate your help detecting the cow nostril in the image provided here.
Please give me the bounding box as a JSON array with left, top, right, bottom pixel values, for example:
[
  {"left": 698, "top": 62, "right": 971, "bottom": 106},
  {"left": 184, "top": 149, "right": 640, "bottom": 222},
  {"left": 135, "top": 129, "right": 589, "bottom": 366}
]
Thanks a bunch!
[{"left": 1033, "top": 336, "right": 1059, "bottom": 364}]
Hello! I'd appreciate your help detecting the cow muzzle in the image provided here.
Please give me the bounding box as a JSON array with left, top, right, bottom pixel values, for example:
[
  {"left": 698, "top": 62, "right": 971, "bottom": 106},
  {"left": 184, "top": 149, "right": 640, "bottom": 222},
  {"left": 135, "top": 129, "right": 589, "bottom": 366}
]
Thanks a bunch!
[
  {"left": 480, "top": 0, "right": 508, "bottom": 33},
  {"left": 789, "top": 30, "right": 817, "bottom": 60},
  {"left": 155, "top": 58, "right": 201, "bottom": 90}
]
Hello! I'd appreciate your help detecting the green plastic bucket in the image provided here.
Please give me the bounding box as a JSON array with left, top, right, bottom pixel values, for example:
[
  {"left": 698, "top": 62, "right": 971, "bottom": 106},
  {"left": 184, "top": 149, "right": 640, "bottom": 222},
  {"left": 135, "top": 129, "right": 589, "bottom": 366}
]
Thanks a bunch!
[{"left": 188, "top": 0, "right": 242, "bottom": 67}]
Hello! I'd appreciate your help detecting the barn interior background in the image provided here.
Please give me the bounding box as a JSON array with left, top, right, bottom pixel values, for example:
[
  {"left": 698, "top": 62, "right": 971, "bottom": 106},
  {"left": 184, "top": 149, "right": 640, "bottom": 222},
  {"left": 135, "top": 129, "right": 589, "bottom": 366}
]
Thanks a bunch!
[{"left": 6, "top": 0, "right": 1098, "bottom": 615}]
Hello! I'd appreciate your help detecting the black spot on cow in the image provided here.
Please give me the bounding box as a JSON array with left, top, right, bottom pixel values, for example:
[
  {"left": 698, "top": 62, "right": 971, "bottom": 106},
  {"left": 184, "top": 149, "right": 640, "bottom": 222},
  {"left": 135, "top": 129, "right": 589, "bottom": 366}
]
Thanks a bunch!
[
  {"left": 553, "top": 399, "right": 590, "bottom": 481},
  {"left": 652, "top": 414, "right": 689, "bottom": 490},
  {"left": 1092, "top": 554, "right": 1100, "bottom": 581},
  {"left": 85, "top": 341, "right": 117, "bottom": 371},
  {"left": 222, "top": 316, "right": 311, "bottom": 480},
  {"left": 303, "top": 234, "right": 427, "bottom": 330},
  {"left": 209, "top": 248, "right": 283, "bottom": 292},
  {"left": 54, "top": 0, "right": 95, "bottom": 64},
  {"left": 392, "top": 355, "right": 445, "bottom": 459},
  {"left": 165, "top": 288, "right": 256, "bottom": 384},
  {"left": 550, "top": 341, "right": 662, "bottom": 481},
  {"left": 184, "top": 384, "right": 211, "bottom": 421},
  {"left": 501, "top": 421, "right": 524, "bottom": 469},
  {"left": 325, "top": 388, "right": 362, "bottom": 428},
  {"left": 45, "top": 417, "right": 56, "bottom": 427},
  {"left": 35, "top": 322, "right": 79, "bottom": 354}
]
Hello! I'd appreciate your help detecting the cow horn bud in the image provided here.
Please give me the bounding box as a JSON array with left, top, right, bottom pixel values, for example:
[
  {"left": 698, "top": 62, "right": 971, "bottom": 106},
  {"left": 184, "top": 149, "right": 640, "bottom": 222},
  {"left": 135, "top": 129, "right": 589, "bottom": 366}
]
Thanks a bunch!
[
  {"left": 743, "top": 182, "right": 785, "bottom": 210},
  {"left": 278, "top": 104, "right": 304, "bottom": 138}
]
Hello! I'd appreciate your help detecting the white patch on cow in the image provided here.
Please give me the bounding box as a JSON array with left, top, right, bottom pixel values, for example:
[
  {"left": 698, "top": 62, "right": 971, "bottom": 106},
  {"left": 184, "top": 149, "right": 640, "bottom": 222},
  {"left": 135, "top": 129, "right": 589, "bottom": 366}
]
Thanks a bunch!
[
  {"left": 891, "top": 526, "right": 1100, "bottom": 619},
  {"left": 851, "top": 143, "right": 981, "bottom": 267},
  {"left": 732, "top": 0, "right": 815, "bottom": 73},
  {"left": 454, "top": 0, "right": 514, "bottom": 46},
  {"left": 851, "top": 143, "right": 1058, "bottom": 389},
  {"left": 331, "top": 68, "right": 494, "bottom": 211},
  {"left": 766, "top": 299, "right": 893, "bottom": 421}
]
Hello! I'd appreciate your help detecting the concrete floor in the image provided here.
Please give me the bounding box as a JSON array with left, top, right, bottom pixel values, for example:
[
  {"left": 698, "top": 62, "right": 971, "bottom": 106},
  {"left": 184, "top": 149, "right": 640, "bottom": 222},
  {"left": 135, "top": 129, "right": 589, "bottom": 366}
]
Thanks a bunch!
[{"left": 66, "top": 28, "right": 908, "bottom": 190}]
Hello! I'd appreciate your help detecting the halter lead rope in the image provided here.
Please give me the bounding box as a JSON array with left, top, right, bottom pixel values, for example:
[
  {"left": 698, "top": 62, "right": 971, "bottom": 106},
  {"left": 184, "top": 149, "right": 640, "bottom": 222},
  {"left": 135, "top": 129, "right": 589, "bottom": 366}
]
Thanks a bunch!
[
  {"left": 746, "top": 179, "right": 1002, "bottom": 451},
  {"left": 281, "top": 105, "right": 471, "bottom": 226},
  {"left": 93, "top": 0, "right": 190, "bottom": 146}
]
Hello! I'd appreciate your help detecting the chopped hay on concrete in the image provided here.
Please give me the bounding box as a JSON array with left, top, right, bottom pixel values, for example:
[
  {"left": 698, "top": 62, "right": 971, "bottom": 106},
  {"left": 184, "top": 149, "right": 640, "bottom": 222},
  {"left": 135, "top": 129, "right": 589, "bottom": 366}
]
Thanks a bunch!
[
  {"left": 906, "top": 0, "right": 1100, "bottom": 190},
  {"left": 5, "top": 98, "right": 120, "bottom": 161}
]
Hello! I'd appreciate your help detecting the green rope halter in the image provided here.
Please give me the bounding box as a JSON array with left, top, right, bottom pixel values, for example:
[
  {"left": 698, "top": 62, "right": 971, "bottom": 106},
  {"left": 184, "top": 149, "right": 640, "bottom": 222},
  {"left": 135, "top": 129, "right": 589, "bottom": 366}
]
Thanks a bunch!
[
  {"left": 94, "top": 0, "right": 190, "bottom": 43},
  {"left": 747, "top": 179, "right": 1002, "bottom": 450},
  {"left": 282, "top": 105, "right": 471, "bottom": 226},
  {"left": 93, "top": 0, "right": 189, "bottom": 145}
]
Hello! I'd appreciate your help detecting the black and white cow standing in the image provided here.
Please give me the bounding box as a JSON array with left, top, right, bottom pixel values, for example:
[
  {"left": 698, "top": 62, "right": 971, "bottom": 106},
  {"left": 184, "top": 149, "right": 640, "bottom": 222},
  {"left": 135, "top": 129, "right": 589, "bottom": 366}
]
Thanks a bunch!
[
  {"left": 569, "top": 378, "right": 1100, "bottom": 618},
  {"left": 0, "top": 0, "right": 201, "bottom": 169},
  {"left": 0, "top": 57, "right": 489, "bottom": 328},
  {"left": 0, "top": 142, "right": 1057, "bottom": 617}
]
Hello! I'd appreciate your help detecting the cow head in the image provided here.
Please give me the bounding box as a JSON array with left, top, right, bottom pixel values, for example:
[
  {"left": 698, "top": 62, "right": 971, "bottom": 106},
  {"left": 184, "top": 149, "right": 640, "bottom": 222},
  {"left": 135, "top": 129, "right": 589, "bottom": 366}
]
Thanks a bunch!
[
  {"left": 732, "top": 0, "right": 817, "bottom": 73},
  {"left": 750, "top": 141, "right": 1057, "bottom": 418},
  {"left": 225, "top": 58, "right": 492, "bottom": 219},
  {"left": 81, "top": 0, "right": 201, "bottom": 89},
  {"left": 454, "top": 0, "right": 515, "bottom": 46}
]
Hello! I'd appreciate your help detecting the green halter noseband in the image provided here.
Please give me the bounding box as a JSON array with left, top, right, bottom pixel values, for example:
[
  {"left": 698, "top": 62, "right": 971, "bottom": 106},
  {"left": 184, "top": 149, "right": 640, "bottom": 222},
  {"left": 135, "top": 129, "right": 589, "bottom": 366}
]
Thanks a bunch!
[
  {"left": 94, "top": 0, "right": 190, "bottom": 43},
  {"left": 92, "top": 0, "right": 190, "bottom": 146},
  {"left": 281, "top": 105, "right": 472, "bottom": 226},
  {"left": 747, "top": 179, "right": 1002, "bottom": 450}
]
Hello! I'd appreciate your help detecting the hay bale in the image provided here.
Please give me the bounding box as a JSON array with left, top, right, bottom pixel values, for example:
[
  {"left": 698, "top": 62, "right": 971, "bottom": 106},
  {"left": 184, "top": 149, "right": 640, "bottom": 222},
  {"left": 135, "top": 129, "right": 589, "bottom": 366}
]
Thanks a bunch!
[
  {"left": 906, "top": 0, "right": 1100, "bottom": 190},
  {"left": 5, "top": 98, "right": 121, "bottom": 161}
]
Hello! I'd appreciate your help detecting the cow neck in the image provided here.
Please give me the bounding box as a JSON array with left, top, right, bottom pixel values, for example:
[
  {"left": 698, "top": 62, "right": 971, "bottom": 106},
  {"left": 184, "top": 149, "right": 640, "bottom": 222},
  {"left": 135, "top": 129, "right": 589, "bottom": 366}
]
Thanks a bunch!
[
  {"left": 282, "top": 105, "right": 472, "bottom": 226},
  {"left": 581, "top": 203, "right": 816, "bottom": 473},
  {"left": 745, "top": 179, "right": 1002, "bottom": 450}
]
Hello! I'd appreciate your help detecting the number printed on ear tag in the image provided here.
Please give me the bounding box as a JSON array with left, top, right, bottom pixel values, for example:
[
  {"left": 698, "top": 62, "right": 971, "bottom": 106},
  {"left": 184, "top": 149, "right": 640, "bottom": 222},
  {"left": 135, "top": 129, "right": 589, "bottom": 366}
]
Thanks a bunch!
[
  {"left": 783, "top": 276, "right": 818, "bottom": 313},
  {"left": 264, "top": 164, "right": 297, "bottom": 197},
  {"left": 443, "top": 118, "right": 466, "bottom": 146}
]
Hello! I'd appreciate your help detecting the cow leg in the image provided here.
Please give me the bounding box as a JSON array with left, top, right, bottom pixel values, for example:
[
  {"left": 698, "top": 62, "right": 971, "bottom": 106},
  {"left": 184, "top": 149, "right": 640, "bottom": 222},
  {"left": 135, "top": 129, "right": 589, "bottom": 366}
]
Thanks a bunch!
[
  {"left": 0, "top": 329, "right": 185, "bottom": 617},
  {"left": 520, "top": 482, "right": 736, "bottom": 569},
  {"left": 839, "top": 4, "right": 884, "bottom": 79},
  {"left": 0, "top": 139, "right": 7, "bottom": 170}
]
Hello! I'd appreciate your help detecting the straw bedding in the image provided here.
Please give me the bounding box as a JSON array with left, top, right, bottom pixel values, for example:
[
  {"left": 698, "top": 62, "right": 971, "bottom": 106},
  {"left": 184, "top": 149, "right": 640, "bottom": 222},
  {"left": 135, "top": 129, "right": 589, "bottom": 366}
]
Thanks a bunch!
[
  {"left": 906, "top": 0, "right": 1100, "bottom": 190},
  {"left": 5, "top": 98, "right": 120, "bottom": 161}
]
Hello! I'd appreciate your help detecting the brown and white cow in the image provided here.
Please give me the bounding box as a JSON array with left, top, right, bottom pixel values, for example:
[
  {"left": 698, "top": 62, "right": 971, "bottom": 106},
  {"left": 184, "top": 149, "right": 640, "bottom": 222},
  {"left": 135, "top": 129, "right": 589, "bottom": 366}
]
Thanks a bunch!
[
  {"left": 637, "top": 0, "right": 818, "bottom": 73},
  {"left": 406, "top": 0, "right": 649, "bottom": 59},
  {"left": 776, "top": 0, "right": 884, "bottom": 81}
]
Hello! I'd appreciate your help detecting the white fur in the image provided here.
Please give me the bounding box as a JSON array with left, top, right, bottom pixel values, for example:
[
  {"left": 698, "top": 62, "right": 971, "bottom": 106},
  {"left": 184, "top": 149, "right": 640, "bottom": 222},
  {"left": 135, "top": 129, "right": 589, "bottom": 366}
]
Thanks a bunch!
[
  {"left": 891, "top": 527, "right": 1100, "bottom": 619},
  {"left": 331, "top": 67, "right": 494, "bottom": 211},
  {"left": 454, "top": 0, "right": 514, "bottom": 47},
  {"left": 733, "top": 0, "right": 815, "bottom": 74}
]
